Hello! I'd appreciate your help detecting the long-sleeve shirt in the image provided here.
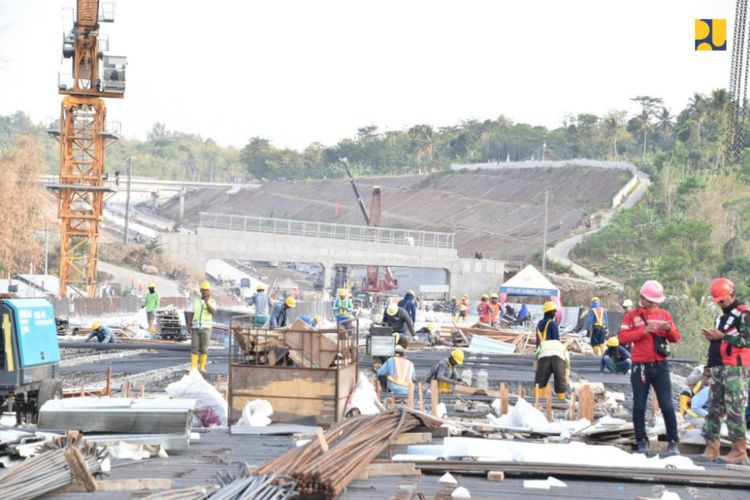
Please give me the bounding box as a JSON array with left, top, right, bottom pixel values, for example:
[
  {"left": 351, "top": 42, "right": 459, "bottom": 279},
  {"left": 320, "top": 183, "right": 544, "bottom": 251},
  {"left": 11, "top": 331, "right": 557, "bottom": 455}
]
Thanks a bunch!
[
  {"left": 708, "top": 300, "right": 750, "bottom": 367},
  {"left": 383, "top": 307, "right": 415, "bottom": 336},
  {"left": 86, "top": 326, "right": 116, "bottom": 343},
  {"left": 587, "top": 306, "right": 609, "bottom": 329},
  {"left": 603, "top": 345, "right": 631, "bottom": 362},
  {"left": 398, "top": 295, "right": 417, "bottom": 323},
  {"left": 536, "top": 317, "right": 560, "bottom": 343},
  {"left": 377, "top": 356, "right": 416, "bottom": 394},
  {"left": 618, "top": 306, "right": 680, "bottom": 363},
  {"left": 270, "top": 303, "right": 289, "bottom": 328}
]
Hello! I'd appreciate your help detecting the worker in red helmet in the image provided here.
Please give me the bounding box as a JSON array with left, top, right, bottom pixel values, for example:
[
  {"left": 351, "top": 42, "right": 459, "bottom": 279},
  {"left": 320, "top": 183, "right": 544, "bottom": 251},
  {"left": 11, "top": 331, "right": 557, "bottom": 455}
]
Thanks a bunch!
[
  {"left": 618, "top": 280, "right": 681, "bottom": 456},
  {"left": 700, "top": 278, "right": 750, "bottom": 463}
]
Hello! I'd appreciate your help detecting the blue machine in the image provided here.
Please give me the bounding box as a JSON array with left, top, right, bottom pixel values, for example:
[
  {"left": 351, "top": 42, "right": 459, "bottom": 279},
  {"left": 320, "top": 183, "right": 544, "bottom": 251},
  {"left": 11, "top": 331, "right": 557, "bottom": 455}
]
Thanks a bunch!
[{"left": 0, "top": 298, "right": 62, "bottom": 423}]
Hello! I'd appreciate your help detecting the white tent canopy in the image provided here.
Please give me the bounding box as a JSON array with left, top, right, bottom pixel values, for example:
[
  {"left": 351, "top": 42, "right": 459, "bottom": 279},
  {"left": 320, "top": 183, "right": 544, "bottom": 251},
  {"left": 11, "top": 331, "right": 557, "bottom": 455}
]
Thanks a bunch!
[{"left": 500, "top": 265, "right": 559, "bottom": 297}]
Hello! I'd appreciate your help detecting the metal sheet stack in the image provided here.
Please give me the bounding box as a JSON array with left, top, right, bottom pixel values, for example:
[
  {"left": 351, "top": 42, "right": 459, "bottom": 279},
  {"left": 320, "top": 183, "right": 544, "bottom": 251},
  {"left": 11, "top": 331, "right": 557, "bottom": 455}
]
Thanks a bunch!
[{"left": 38, "top": 397, "right": 195, "bottom": 436}]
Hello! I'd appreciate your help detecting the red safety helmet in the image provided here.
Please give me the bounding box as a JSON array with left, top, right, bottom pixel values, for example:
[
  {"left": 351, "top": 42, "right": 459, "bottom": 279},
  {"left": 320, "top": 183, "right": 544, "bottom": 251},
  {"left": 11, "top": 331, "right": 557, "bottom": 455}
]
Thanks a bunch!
[{"left": 710, "top": 278, "right": 734, "bottom": 303}]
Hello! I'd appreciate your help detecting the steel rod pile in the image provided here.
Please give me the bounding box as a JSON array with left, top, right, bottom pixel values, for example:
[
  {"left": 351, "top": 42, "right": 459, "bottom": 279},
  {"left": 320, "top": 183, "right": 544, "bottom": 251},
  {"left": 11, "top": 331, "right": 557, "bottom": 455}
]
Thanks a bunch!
[
  {"left": 210, "top": 469, "right": 298, "bottom": 500},
  {"left": 0, "top": 435, "right": 107, "bottom": 500},
  {"left": 255, "top": 408, "right": 440, "bottom": 499}
]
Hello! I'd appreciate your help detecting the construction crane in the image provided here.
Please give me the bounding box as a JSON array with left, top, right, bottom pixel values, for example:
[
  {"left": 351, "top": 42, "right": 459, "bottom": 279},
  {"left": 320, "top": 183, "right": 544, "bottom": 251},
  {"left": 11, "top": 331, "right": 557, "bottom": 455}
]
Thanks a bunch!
[
  {"left": 339, "top": 159, "right": 398, "bottom": 293},
  {"left": 48, "top": 0, "right": 126, "bottom": 297},
  {"left": 727, "top": 0, "right": 749, "bottom": 164}
]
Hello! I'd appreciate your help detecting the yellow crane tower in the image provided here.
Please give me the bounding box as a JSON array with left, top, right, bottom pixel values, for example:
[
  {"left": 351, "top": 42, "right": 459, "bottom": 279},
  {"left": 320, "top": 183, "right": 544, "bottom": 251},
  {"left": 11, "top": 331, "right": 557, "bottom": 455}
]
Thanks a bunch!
[{"left": 49, "top": 0, "right": 126, "bottom": 297}]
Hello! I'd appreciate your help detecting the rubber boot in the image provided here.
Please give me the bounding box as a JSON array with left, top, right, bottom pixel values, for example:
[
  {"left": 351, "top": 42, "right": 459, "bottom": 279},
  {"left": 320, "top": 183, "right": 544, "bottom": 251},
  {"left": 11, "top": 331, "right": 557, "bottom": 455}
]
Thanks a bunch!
[
  {"left": 721, "top": 440, "right": 748, "bottom": 464},
  {"left": 701, "top": 440, "right": 721, "bottom": 461},
  {"left": 199, "top": 354, "right": 208, "bottom": 374},
  {"left": 555, "top": 392, "right": 566, "bottom": 399}
]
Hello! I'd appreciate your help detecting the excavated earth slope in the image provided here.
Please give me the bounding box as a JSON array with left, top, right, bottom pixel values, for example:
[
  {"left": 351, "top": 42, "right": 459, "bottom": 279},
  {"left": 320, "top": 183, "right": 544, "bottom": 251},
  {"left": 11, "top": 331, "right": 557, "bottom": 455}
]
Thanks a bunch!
[{"left": 158, "top": 166, "right": 630, "bottom": 260}]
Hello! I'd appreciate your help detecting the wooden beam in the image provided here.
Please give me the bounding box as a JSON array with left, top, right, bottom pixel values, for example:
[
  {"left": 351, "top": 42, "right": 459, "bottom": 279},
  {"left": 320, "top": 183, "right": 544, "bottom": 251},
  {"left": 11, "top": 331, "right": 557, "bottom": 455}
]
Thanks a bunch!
[
  {"left": 58, "top": 478, "right": 174, "bottom": 492},
  {"left": 316, "top": 428, "right": 329, "bottom": 452},
  {"left": 104, "top": 366, "right": 112, "bottom": 396},
  {"left": 63, "top": 447, "right": 97, "bottom": 492},
  {"left": 391, "top": 432, "right": 433, "bottom": 445},
  {"left": 407, "top": 383, "right": 414, "bottom": 409},
  {"left": 487, "top": 471, "right": 505, "bottom": 482},
  {"left": 418, "top": 383, "right": 424, "bottom": 413},
  {"left": 355, "top": 462, "right": 420, "bottom": 480},
  {"left": 431, "top": 380, "right": 439, "bottom": 417},
  {"left": 500, "top": 383, "right": 509, "bottom": 415}
]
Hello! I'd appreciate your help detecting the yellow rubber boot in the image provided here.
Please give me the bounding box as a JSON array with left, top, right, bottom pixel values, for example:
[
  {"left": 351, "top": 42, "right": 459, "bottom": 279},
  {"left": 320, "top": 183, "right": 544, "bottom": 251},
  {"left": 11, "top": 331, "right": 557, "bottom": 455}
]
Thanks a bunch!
[
  {"left": 555, "top": 392, "right": 566, "bottom": 399},
  {"left": 679, "top": 394, "right": 690, "bottom": 416},
  {"left": 199, "top": 354, "right": 208, "bottom": 374},
  {"left": 190, "top": 354, "right": 199, "bottom": 371}
]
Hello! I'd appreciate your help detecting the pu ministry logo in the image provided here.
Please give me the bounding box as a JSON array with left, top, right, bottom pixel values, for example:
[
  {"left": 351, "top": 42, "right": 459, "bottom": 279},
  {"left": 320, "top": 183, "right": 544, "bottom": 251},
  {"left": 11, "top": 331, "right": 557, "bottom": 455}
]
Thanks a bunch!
[{"left": 695, "top": 19, "right": 726, "bottom": 51}]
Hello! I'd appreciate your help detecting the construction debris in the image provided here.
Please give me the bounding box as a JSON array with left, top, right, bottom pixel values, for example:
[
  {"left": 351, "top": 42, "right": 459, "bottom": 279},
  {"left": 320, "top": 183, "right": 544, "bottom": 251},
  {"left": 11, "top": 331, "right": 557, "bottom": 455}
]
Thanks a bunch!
[
  {"left": 210, "top": 468, "right": 298, "bottom": 500},
  {"left": 0, "top": 435, "right": 108, "bottom": 500}
]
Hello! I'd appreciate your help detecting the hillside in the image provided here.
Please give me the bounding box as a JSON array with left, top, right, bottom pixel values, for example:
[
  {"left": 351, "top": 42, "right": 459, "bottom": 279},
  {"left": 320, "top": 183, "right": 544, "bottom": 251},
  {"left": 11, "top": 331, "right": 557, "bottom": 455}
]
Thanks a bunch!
[{"left": 158, "top": 165, "right": 631, "bottom": 260}]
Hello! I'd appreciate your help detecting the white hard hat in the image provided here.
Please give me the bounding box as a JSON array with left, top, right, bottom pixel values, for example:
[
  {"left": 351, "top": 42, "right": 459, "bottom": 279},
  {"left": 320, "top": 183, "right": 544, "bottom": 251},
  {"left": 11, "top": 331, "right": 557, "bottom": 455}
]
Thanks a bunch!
[{"left": 622, "top": 299, "right": 634, "bottom": 308}]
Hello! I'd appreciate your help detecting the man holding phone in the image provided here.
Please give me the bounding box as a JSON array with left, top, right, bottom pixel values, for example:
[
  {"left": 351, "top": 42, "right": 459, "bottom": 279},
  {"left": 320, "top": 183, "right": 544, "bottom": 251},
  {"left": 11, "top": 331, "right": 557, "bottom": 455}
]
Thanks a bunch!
[{"left": 700, "top": 278, "right": 750, "bottom": 464}]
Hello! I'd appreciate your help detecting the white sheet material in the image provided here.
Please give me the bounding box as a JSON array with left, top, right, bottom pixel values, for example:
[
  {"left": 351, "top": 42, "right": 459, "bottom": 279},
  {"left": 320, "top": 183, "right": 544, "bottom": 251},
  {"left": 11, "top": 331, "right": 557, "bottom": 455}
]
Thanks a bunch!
[
  {"left": 237, "top": 400, "right": 274, "bottom": 427},
  {"left": 438, "top": 472, "right": 457, "bottom": 484},
  {"left": 523, "top": 476, "right": 567, "bottom": 489},
  {"left": 487, "top": 397, "right": 591, "bottom": 435},
  {"left": 395, "top": 438, "right": 704, "bottom": 471},
  {"left": 467, "top": 335, "right": 516, "bottom": 354},
  {"left": 451, "top": 486, "right": 471, "bottom": 498}
]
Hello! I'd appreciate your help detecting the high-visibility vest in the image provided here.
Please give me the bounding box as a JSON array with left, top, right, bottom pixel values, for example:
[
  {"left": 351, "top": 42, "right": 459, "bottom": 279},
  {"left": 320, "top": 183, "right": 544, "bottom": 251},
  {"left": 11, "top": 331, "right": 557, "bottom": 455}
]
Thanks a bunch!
[
  {"left": 593, "top": 307, "right": 605, "bottom": 327},
  {"left": 387, "top": 357, "right": 414, "bottom": 387},
  {"left": 489, "top": 303, "right": 501, "bottom": 321},
  {"left": 334, "top": 298, "right": 353, "bottom": 317},
  {"left": 192, "top": 297, "right": 216, "bottom": 328},
  {"left": 537, "top": 320, "right": 551, "bottom": 345}
]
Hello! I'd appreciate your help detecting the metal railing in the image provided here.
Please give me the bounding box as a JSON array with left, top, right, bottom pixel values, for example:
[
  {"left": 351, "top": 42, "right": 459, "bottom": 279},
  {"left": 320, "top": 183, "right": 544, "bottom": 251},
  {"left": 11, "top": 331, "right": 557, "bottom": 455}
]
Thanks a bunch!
[{"left": 199, "top": 213, "right": 455, "bottom": 249}]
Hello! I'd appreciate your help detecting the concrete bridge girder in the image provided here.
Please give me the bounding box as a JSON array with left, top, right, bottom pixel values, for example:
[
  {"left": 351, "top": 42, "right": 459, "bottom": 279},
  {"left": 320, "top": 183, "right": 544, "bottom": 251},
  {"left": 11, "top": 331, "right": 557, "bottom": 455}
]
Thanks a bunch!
[{"left": 161, "top": 228, "right": 504, "bottom": 298}]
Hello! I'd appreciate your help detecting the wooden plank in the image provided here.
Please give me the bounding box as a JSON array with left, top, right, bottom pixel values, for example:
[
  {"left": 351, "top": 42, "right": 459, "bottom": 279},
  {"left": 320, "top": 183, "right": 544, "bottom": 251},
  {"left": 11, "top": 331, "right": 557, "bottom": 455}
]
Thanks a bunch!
[
  {"left": 431, "top": 380, "right": 439, "bottom": 417},
  {"left": 407, "top": 383, "right": 414, "bottom": 409},
  {"left": 487, "top": 471, "right": 505, "bottom": 482},
  {"left": 500, "top": 383, "right": 509, "bottom": 415},
  {"left": 58, "top": 478, "right": 175, "bottom": 493},
  {"left": 63, "top": 447, "right": 97, "bottom": 492},
  {"left": 391, "top": 432, "right": 433, "bottom": 445},
  {"left": 356, "top": 462, "right": 420, "bottom": 479},
  {"left": 316, "top": 428, "right": 329, "bottom": 452}
]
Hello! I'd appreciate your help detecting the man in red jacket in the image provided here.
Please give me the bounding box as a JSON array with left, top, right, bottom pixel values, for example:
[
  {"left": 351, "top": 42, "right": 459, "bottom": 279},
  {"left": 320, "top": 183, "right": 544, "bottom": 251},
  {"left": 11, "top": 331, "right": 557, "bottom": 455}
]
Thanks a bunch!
[
  {"left": 618, "top": 280, "right": 681, "bottom": 456},
  {"left": 700, "top": 278, "right": 750, "bottom": 463}
]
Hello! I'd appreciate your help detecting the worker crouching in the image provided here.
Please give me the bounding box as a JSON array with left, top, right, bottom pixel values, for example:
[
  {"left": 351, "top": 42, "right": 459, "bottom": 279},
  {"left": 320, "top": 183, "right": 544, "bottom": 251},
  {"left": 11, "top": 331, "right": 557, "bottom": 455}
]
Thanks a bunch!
[
  {"left": 534, "top": 301, "right": 568, "bottom": 399},
  {"left": 376, "top": 345, "right": 416, "bottom": 395},
  {"left": 426, "top": 349, "right": 465, "bottom": 393},
  {"left": 86, "top": 322, "right": 116, "bottom": 343},
  {"left": 600, "top": 336, "right": 632, "bottom": 374},
  {"left": 188, "top": 281, "right": 217, "bottom": 374}
]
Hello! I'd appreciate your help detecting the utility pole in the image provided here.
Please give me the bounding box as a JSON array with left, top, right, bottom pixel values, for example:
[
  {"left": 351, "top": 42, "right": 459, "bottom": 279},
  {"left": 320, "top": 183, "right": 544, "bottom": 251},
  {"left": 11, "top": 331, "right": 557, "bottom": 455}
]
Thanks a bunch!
[
  {"left": 542, "top": 190, "right": 549, "bottom": 274},
  {"left": 124, "top": 156, "right": 132, "bottom": 244}
]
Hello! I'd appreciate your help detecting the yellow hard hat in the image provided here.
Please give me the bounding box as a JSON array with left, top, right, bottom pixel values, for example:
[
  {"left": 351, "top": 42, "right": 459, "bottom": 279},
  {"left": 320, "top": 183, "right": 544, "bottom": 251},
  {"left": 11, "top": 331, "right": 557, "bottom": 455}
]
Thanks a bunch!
[
  {"left": 256, "top": 283, "right": 266, "bottom": 291},
  {"left": 426, "top": 323, "right": 436, "bottom": 332},
  {"left": 543, "top": 301, "right": 556, "bottom": 313},
  {"left": 313, "top": 315, "right": 323, "bottom": 324},
  {"left": 386, "top": 304, "right": 398, "bottom": 316},
  {"left": 338, "top": 288, "right": 347, "bottom": 297},
  {"left": 606, "top": 336, "right": 620, "bottom": 347},
  {"left": 591, "top": 297, "right": 600, "bottom": 303},
  {"left": 91, "top": 322, "right": 101, "bottom": 330},
  {"left": 451, "top": 349, "right": 465, "bottom": 365},
  {"left": 200, "top": 281, "right": 211, "bottom": 290},
  {"left": 285, "top": 296, "right": 296, "bottom": 308},
  {"left": 481, "top": 294, "right": 489, "bottom": 300},
  {"left": 147, "top": 282, "right": 156, "bottom": 288},
  {"left": 490, "top": 293, "right": 499, "bottom": 299},
  {"left": 407, "top": 290, "right": 415, "bottom": 296}
]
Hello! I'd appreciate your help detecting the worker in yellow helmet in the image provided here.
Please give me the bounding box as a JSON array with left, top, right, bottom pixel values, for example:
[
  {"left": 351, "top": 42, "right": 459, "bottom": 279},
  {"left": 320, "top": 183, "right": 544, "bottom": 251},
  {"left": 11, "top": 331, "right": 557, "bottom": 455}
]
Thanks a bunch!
[
  {"left": 426, "top": 349, "right": 465, "bottom": 394},
  {"left": 143, "top": 282, "right": 160, "bottom": 333},
  {"left": 600, "top": 336, "right": 632, "bottom": 374},
  {"left": 270, "top": 296, "right": 296, "bottom": 328},
  {"left": 86, "top": 322, "right": 116, "bottom": 343},
  {"left": 588, "top": 297, "right": 609, "bottom": 356},
  {"left": 534, "top": 301, "right": 569, "bottom": 399},
  {"left": 187, "top": 281, "right": 217, "bottom": 374}
]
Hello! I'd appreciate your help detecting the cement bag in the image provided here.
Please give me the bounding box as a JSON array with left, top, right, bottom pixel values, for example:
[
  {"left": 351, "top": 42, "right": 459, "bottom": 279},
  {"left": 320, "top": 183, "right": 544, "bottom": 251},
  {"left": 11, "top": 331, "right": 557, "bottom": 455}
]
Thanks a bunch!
[
  {"left": 344, "top": 374, "right": 381, "bottom": 416},
  {"left": 237, "top": 399, "right": 274, "bottom": 427},
  {"left": 166, "top": 368, "right": 227, "bottom": 426}
]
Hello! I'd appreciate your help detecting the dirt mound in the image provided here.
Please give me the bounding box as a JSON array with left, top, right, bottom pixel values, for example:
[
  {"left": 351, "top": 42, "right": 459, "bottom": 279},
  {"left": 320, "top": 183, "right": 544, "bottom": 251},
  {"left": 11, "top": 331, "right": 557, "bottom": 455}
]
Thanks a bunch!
[{"left": 158, "top": 166, "right": 630, "bottom": 259}]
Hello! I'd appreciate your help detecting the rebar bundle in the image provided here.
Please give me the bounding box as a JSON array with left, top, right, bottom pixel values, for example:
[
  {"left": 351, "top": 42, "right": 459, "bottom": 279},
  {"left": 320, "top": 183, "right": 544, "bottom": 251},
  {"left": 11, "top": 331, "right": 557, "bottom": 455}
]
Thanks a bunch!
[
  {"left": 255, "top": 408, "right": 440, "bottom": 499},
  {"left": 0, "top": 435, "right": 108, "bottom": 500},
  {"left": 210, "top": 468, "right": 298, "bottom": 500}
]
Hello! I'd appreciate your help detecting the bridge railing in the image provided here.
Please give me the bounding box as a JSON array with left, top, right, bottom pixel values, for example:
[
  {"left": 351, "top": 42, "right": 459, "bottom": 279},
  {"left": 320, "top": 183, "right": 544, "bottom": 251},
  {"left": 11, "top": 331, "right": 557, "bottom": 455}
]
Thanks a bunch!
[{"left": 199, "top": 213, "right": 455, "bottom": 249}]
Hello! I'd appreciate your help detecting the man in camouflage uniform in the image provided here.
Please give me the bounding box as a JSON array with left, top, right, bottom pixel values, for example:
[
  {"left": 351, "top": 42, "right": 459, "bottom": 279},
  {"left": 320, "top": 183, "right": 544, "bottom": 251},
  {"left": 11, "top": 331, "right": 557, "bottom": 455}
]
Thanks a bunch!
[{"left": 701, "top": 278, "right": 750, "bottom": 463}]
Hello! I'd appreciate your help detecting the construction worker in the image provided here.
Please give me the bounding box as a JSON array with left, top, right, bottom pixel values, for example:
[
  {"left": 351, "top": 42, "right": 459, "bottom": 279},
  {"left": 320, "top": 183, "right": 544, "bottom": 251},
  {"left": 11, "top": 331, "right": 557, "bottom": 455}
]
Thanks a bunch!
[
  {"left": 270, "top": 296, "right": 296, "bottom": 328},
  {"left": 700, "top": 277, "right": 750, "bottom": 463},
  {"left": 476, "top": 294, "right": 491, "bottom": 324},
  {"left": 618, "top": 280, "right": 681, "bottom": 456},
  {"left": 516, "top": 303, "right": 529, "bottom": 324},
  {"left": 249, "top": 283, "right": 271, "bottom": 326},
  {"left": 188, "top": 281, "right": 217, "bottom": 374},
  {"left": 600, "top": 336, "right": 631, "bottom": 374},
  {"left": 333, "top": 289, "right": 354, "bottom": 323},
  {"left": 426, "top": 349, "right": 465, "bottom": 394},
  {"left": 458, "top": 295, "right": 469, "bottom": 322},
  {"left": 588, "top": 297, "right": 609, "bottom": 356},
  {"left": 534, "top": 301, "right": 568, "bottom": 399},
  {"left": 86, "top": 322, "right": 116, "bottom": 343},
  {"left": 376, "top": 345, "right": 416, "bottom": 395},
  {"left": 144, "top": 283, "right": 160, "bottom": 333},
  {"left": 383, "top": 303, "right": 415, "bottom": 348},
  {"left": 298, "top": 314, "right": 323, "bottom": 328},
  {"left": 489, "top": 293, "right": 502, "bottom": 326},
  {"left": 680, "top": 365, "right": 710, "bottom": 420},
  {"left": 450, "top": 296, "right": 457, "bottom": 319},
  {"left": 398, "top": 290, "right": 417, "bottom": 324}
]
